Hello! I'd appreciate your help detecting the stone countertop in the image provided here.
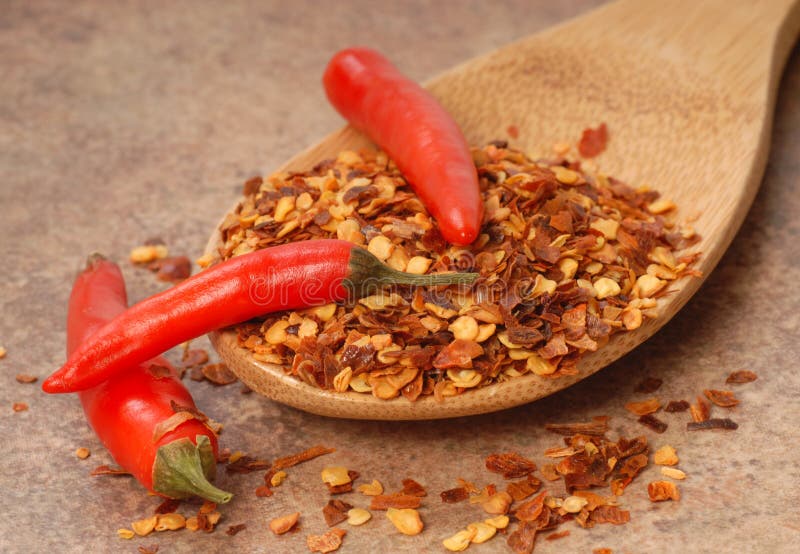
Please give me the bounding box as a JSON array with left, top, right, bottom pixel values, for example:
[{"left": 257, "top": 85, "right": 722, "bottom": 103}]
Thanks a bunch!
[{"left": 2, "top": 1, "right": 798, "bottom": 553}]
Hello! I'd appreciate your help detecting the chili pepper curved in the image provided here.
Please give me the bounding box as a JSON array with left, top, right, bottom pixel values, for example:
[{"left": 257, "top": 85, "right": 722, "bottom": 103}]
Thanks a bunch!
[
  {"left": 69, "top": 254, "right": 231, "bottom": 502},
  {"left": 323, "top": 47, "right": 483, "bottom": 246},
  {"left": 45, "top": 239, "right": 476, "bottom": 393}
]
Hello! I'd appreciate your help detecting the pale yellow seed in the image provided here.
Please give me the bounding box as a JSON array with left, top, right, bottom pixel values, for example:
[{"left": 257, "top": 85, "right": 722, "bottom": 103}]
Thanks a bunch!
[
  {"left": 308, "top": 303, "right": 337, "bottom": 322},
  {"left": 552, "top": 141, "right": 571, "bottom": 155},
  {"left": 238, "top": 212, "right": 258, "bottom": 228},
  {"left": 406, "top": 255, "right": 432, "bottom": 275},
  {"left": 336, "top": 218, "right": 364, "bottom": 244},
  {"left": 647, "top": 198, "right": 676, "bottom": 214},
  {"left": 527, "top": 354, "right": 556, "bottom": 376},
  {"left": 386, "top": 508, "right": 423, "bottom": 535},
  {"left": 647, "top": 263, "right": 678, "bottom": 280},
  {"left": 558, "top": 258, "right": 579, "bottom": 282},
  {"left": 468, "top": 522, "right": 497, "bottom": 544},
  {"left": 576, "top": 278, "right": 598, "bottom": 297},
  {"left": 321, "top": 466, "right": 352, "bottom": 487},
  {"left": 424, "top": 302, "right": 457, "bottom": 319},
  {"left": 275, "top": 219, "right": 299, "bottom": 238},
  {"left": 531, "top": 274, "right": 557, "bottom": 297},
  {"left": 367, "top": 235, "right": 395, "bottom": 262},
  {"left": 337, "top": 150, "right": 362, "bottom": 165},
  {"left": 185, "top": 517, "right": 199, "bottom": 531},
  {"left": 622, "top": 307, "right": 643, "bottom": 330},
  {"left": 447, "top": 369, "right": 481, "bottom": 388},
  {"left": 273, "top": 195, "right": 296, "bottom": 223},
  {"left": 497, "top": 332, "right": 523, "bottom": 349},
  {"left": 481, "top": 491, "right": 512, "bottom": 515},
  {"left": 562, "top": 496, "right": 589, "bottom": 513},
  {"left": 386, "top": 246, "right": 410, "bottom": 271},
  {"left": 346, "top": 508, "right": 372, "bottom": 526},
  {"left": 584, "top": 261, "right": 604, "bottom": 275},
  {"left": 443, "top": 529, "right": 476, "bottom": 551},
  {"left": 333, "top": 367, "right": 353, "bottom": 393},
  {"left": 553, "top": 166, "right": 579, "bottom": 184},
  {"left": 117, "top": 529, "right": 135, "bottom": 540},
  {"left": 448, "top": 316, "right": 479, "bottom": 341},
  {"left": 349, "top": 374, "right": 372, "bottom": 393},
  {"left": 650, "top": 245, "right": 677, "bottom": 269},
  {"left": 484, "top": 515, "right": 510, "bottom": 529},
  {"left": 75, "top": 447, "right": 90, "bottom": 459},
  {"left": 475, "top": 323, "right": 496, "bottom": 343},
  {"left": 195, "top": 253, "right": 214, "bottom": 269},
  {"left": 594, "top": 277, "right": 621, "bottom": 299},
  {"left": 155, "top": 513, "right": 186, "bottom": 531},
  {"left": 508, "top": 349, "right": 535, "bottom": 361},
  {"left": 357, "top": 479, "right": 384, "bottom": 496},
  {"left": 296, "top": 192, "right": 313, "bottom": 211},
  {"left": 420, "top": 316, "right": 445, "bottom": 333},
  {"left": 129, "top": 244, "right": 168, "bottom": 264},
  {"left": 297, "top": 318, "right": 319, "bottom": 339},
  {"left": 636, "top": 274, "right": 666, "bottom": 298},
  {"left": 265, "top": 320, "right": 290, "bottom": 345},
  {"left": 131, "top": 515, "right": 157, "bottom": 536},
  {"left": 376, "top": 344, "right": 402, "bottom": 364},
  {"left": 654, "top": 445, "right": 679, "bottom": 466},
  {"left": 270, "top": 470, "right": 288, "bottom": 487},
  {"left": 269, "top": 512, "right": 300, "bottom": 535},
  {"left": 590, "top": 218, "right": 620, "bottom": 240},
  {"left": 660, "top": 467, "right": 687, "bottom": 480}
]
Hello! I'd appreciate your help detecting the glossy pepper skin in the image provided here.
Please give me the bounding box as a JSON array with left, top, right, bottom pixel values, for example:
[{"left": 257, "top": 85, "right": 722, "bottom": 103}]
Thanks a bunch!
[
  {"left": 323, "top": 47, "right": 483, "bottom": 246},
  {"left": 69, "top": 254, "right": 231, "bottom": 502},
  {"left": 45, "top": 239, "right": 476, "bottom": 393}
]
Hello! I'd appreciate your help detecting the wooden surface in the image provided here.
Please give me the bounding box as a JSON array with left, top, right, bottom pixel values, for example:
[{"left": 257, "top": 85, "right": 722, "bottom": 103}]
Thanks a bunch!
[
  {"left": 3, "top": 1, "right": 800, "bottom": 553},
  {"left": 208, "top": 0, "right": 800, "bottom": 419}
]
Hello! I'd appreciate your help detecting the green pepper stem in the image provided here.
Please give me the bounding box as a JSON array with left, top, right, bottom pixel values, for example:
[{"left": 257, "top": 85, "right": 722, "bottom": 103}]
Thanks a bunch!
[
  {"left": 346, "top": 246, "right": 478, "bottom": 297},
  {"left": 152, "top": 435, "right": 232, "bottom": 504}
]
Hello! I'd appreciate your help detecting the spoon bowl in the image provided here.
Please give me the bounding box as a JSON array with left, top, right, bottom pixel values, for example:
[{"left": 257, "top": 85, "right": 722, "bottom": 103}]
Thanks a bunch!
[{"left": 206, "top": 0, "right": 800, "bottom": 419}]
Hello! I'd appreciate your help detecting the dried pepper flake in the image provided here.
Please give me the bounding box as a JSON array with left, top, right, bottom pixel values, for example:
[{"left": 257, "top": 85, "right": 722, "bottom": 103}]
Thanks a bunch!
[
  {"left": 12, "top": 402, "right": 28, "bottom": 412},
  {"left": 690, "top": 395, "right": 711, "bottom": 422},
  {"left": 138, "top": 546, "right": 159, "bottom": 554},
  {"left": 90, "top": 464, "right": 130, "bottom": 476},
  {"left": 369, "top": 494, "right": 422, "bottom": 510},
  {"left": 664, "top": 400, "right": 690, "bottom": 412},
  {"left": 654, "top": 445, "right": 679, "bottom": 466},
  {"left": 578, "top": 123, "right": 609, "bottom": 157},
  {"left": 637, "top": 414, "right": 668, "bottom": 433},
  {"left": 201, "top": 363, "right": 238, "bottom": 386},
  {"left": 589, "top": 505, "right": 630, "bottom": 525},
  {"left": 507, "top": 520, "right": 538, "bottom": 554},
  {"left": 545, "top": 416, "right": 609, "bottom": 436},
  {"left": 386, "top": 508, "right": 424, "bottom": 535},
  {"left": 226, "top": 455, "right": 271, "bottom": 474},
  {"left": 506, "top": 474, "right": 542, "bottom": 501},
  {"left": 624, "top": 397, "right": 661, "bottom": 416},
  {"left": 269, "top": 512, "right": 300, "bottom": 535},
  {"left": 485, "top": 452, "right": 537, "bottom": 478},
  {"left": 703, "top": 389, "right": 739, "bottom": 408},
  {"left": 273, "top": 445, "right": 336, "bottom": 470},
  {"left": 15, "top": 374, "right": 37, "bottom": 384},
  {"left": 154, "top": 498, "right": 181, "bottom": 515},
  {"left": 634, "top": 377, "right": 663, "bottom": 394},
  {"left": 546, "top": 530, "right": 570, "bottom": 541},
  {"left": 687, "top": 418, "right": 738, "bottom": 431},
  {"left": 400, "top": 478, "right": 427, "bottom": 497},
  {"left": 441, "top": 487, "right": 470, "bottom": 503},
  {"left": 726, "top": 370, "right": 758, "bottom": 384},
  {"left": 323, "top": 500, "right": 353, "bottom": 527},
  {"left": 225, "top": 524, "right": 246, "bottom": 536},
  {"left": 181, "top": 349, "right": 209, "bottom": 368},
  {"left": 647, "top": 480, "right": 680, "bottom": 501}
]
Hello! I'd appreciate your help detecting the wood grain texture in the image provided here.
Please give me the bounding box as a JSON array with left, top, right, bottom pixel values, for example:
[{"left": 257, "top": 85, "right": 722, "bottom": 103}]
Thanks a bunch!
[{"left": 207, "top": 0, "right": 800, "bottom": 419}]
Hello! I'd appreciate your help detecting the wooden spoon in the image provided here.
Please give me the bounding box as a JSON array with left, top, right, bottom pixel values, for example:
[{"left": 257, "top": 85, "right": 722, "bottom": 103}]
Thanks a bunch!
[{"left": 206, "top": 0, "right": 800, "bottom": 420}]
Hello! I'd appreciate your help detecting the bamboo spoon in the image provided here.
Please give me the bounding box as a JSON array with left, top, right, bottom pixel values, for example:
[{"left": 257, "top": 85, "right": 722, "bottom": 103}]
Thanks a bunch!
[{"left": 206, "top": 0, "right": 800, "bottom": 420}]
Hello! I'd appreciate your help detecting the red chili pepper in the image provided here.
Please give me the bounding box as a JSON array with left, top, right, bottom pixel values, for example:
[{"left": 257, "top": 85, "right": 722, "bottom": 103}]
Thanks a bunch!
[
  {"left": 323, "top": 47, "right": 483, "bottom": 246},
  {"left": 68, "top": 254, "right": 232, "bottom": 503},
  {"left": 44, "top": 239, "right": 476, "bottom": 393}
]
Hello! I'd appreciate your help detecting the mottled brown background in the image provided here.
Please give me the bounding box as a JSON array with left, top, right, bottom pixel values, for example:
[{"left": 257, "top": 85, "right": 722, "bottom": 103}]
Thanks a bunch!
[{"left": 1, "top": 1, "right": 798, "bottom": 553}]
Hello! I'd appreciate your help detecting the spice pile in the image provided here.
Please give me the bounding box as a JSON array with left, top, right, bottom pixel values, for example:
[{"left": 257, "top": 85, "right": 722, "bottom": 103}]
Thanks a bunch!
[{"left": 213, "top": 142, "right": 700, "bottom": 400}]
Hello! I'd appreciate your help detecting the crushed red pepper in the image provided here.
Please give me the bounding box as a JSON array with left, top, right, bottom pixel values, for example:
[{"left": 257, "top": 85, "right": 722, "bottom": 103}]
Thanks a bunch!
[
  {"left": 664, "top": 400, "right": 690, "bottom": 412},
  {"left": 637, "top": 414, "right": 668, "bottom": 434},
  {"left": 485, "top": 452, "right": 537, "bottom": 479},
  {"left": 578, "top": 123, "right": 609, "bottom": 158},
  {"left": 726, "top": 370, "right": 757, "bottom": 384},
  {"left": 687, "top": 418, "right": 738, "bottom": 431},
  {"left": 703, "top": 389, "right": 739, "bottom": 407}
]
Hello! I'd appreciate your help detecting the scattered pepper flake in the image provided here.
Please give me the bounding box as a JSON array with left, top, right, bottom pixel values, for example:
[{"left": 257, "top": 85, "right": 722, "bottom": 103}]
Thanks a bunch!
[
  {"left": 648, "top": 480, "right": 680, "bottom": 501},
  {"left": 624, "top": 397, "right": 661, "bottom": 415},
  {"left": 690, "top": 395, "right": 711, "bottom": 422},
  {"left": 545, "top": 417, "right": 609, "bottom": 436},
  {"left": 637, "top": 414, "right": 668, "bottom": 433},
  {"left": 664, "top": 400, "right": 690, "bottom": 412},
  {"left": 546, "top": 530, "right": 570, "bottom": 541},
  {"left": 578, "top": 123, "right": 609, "bottom": 157},
  {"left": 137, "top": 545, "right": 159, "bottom": 554},
  {"left": 307, "top": 527, "right": 346, "bottom": 553},
  {"left": 12, "top": 402, "right": 28, "bottom": 412},
  {"left": 386, "top": 508, "right": 423, "bottom": 535},
  {"left": 201, "top": 363, "right": 238, "bottom": 386},
  {"left": 181, "top": 349, "right": 209, "bottom": 368},
  {"left": 117, "top": 528, "right": 135, "bottom": 540},
  {"left": 369, "top": 494, "right": 422, "bottom": 510},
  {"left": 726, "top": 370, "right": 758, "bottom": 384},
  {"left": 507, "top": 520, "right": 537, "bottom": 554},
  {"left": 654, "top": 445, "right": 679, "bottom": 466},
  {"left": 485, "top": 452, "right": 537, "bottom": 479},
  {"left": 703, "top": 389, "right": 739, "bottom": 408},
  {"left": 273, "top": 445, "right": 336, "bottom": 470},
  {"left": 634, "top": 377, "right": 663, "bottom": 394},
  {"left": 15, "top": 374, "right": 37, "bottom": 384},
  {"left": 323, "top": 500, "right": 353, "bottom": 527},
  {"left": 441, "top": 487, "right": 470, "bottom": 503},
  {"left": 269, "top": 512, "right": 300, "bottom": 535},
  {"left": 687, "top": 418, "right": 738, "bottom": 431},
  {"left": 357, "top": 479, "right": 383, "bottom": 496},
  {"left": 0, "top": 346, "right": 6, "bottom": 358},
  {"left": 400, "top": 478, "right": 426, "bottom": 497},
  {"left": 660, "top": 467, "right": 686, "bottom": 480},
  {"left": 506, "top": 474, "right": 542, "bottom": 501},
  {"left": 75, "top": 447, "right": 91, "bottom": 459},
  {"left": 90, "top": 464, "right": 130, "bottom": 477}
]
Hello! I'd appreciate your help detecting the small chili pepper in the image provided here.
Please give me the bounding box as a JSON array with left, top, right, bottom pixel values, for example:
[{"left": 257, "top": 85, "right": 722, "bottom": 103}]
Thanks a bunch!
[
  {"left": 44, "top": 239, "right": 476, "bottom": 393},
  {"left": 68, "top": 254, "right": 232, "bottom": 503},
  {"left": 323, "top": 47, "right": 483, "bottom": 246}
]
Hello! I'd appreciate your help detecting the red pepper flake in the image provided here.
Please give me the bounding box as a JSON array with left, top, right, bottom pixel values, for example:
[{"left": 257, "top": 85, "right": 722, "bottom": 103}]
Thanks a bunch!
[
  {"left": 687, "top": 418, "right": 738, "bottom": 431},
  {"left": 400, "top": 478, "right": 427, "bottom": 497},
  {"left": 323, "top": 499, "right": 353, "bottom": 527},
  {"left": 545, "top": 416, "right": 609, "bottom": 436},
  {"left": 578, "top": 123, "right": 608, "bottom": 158},
  {"left": 255, "top": 485, "right": 274, "bottom": 497},
  {"left": 432, "top": 339, "right": 483, "bottom": 369},
  {"left": 226, "top": 455, "right": 271, "bottom": 474},
  {"left": 201, "top": 363, "right": 238, "bottom": 386},
  {"left": 507, "top": 520, "right": 538, "bottom": 554},
  {"left": 369, "top": 494, "right": 423, "bottom": 510},
  {"left": 589, "top": 505, "right": 631, "bottom": 525},
  {"left": 12, "top": 402, "right": 28, "bottom": 412},
  {"left": 90, "top": 464, "right": 130, "bottom": 477},
  {"left": 485, "top": 452, "right": 537, "bottom": 479},
  {"left": 647, "top": 480, "right": 680, "bottom": 501},
  {"left": 307, "top": 527, "right": 346, "bottom": 553},
  {"left": 506, "top": 474, "right": 542, "bottom": 501},
  {"left": 154, "top": 498, "right": 182, "bottom": 514},
  {"left": 664, "top": 400, "right": 690, "bottom": 412},
  {"left": 440, "top": 487, "right": 469, "bottom": 503},
  {"left": 225, "top": 523, "right": 247, "bottom": 536},
  {"left": 624, "top": 397, "right": 661, "bottom": 416},
  {"left": 634, "top": 377, "right": 663, "bottom": 394},
  {"left": 514, "top": 491, "right": 547, "bottom": 522},
  {"left": 150, "top": 256, "right": 192, "bottom": 283},
  {"left": 138, "top": 546, "right": 159, "bottom": 554},
  {"left": 507, "top": 125, "right": 520, "bottom": 139},
  {"left": 546, "top": 530, "right": 570, "bottom": 541},
  {"left": 593, "top": 549, "right": 613, "bottom": 554},
  {"left": 15, "top": 374, "right": 37, "bottom": 384},
  {"left": 703, "top": 389, "right": 739, "bottom": 408},
  {"left": 273, "top": 445, "right": 336, "bottom": 470},
  {"left": 690, "top": 395, "right": 711, "bottom": 422},
  {"left": 327, "top": 471, "right": 359, "bottom": 494},
  {"left": 637, "top": 414, "right": 668, "bottom": 433},
  {"left": 540, "top": 464, "right": 560, "bottom": 481},
  {"left": 726, "top": 370, "right": 758, "bottom": 384},
  {"left": 181, "top": 349, "right": 209, "bottom": 368}
]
